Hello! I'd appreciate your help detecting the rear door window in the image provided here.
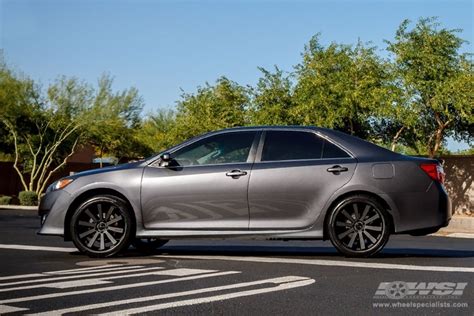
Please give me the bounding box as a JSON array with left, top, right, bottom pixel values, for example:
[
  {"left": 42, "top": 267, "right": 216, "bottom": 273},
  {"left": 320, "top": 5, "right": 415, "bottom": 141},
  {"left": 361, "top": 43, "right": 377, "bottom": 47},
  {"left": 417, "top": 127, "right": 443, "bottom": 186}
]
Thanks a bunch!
[{"left": 261, "top": 130, "right": 349, "bottom": 162}]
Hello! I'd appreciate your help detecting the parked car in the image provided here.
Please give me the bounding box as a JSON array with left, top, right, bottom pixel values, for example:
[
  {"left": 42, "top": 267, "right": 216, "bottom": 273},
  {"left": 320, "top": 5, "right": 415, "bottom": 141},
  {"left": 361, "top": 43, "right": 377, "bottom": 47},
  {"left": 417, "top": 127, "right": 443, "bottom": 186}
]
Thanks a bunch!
[{"left": 39, "top": 126, "right": 451, "bottom": 257}]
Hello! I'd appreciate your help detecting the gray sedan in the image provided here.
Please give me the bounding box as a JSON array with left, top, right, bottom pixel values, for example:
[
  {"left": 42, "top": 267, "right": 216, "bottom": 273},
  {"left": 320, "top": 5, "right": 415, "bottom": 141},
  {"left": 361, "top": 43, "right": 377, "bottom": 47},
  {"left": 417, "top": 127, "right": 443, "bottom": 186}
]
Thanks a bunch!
[{"left": 39, "top": 126, "right": 451, "bottom": 257}]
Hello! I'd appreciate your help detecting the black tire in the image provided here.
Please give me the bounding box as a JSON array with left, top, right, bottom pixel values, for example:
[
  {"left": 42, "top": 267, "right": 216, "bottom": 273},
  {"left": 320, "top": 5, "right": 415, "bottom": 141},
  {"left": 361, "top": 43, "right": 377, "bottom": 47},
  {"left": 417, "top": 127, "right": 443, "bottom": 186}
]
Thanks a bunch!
[
  {"left": 132, "top": 238, "right": 169, "bottom": 253},
  {"left": 70, "top": 195, "right": 133, "bottom": 258},
  {"left": 327, "top": 195, "right": 391, "bottom": 257}
]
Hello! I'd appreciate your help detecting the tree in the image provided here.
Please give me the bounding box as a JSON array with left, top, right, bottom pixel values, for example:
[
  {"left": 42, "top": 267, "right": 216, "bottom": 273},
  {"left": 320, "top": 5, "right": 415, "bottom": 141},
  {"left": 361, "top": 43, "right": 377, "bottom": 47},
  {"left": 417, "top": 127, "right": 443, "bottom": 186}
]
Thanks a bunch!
[
  {"left": 249, "top": 66, "right": 295, "bottom": 125},
  {"left": 386, "top": 17, "right": 474, "bottom": 157},
  {"left": 293, "top": 36, "right": 392, "bottom": 139},
  {"left": 82, "top": 74, "right": 144, "bottom": 165},
  {"left": 0, "top": 69, "right": 92, "bottom": 195},
  {"left": 135, "top": 109, "right": 177, "bottom": 155},
  {"left": 173, "top": 77, "right": 249, "bottom": 141}
]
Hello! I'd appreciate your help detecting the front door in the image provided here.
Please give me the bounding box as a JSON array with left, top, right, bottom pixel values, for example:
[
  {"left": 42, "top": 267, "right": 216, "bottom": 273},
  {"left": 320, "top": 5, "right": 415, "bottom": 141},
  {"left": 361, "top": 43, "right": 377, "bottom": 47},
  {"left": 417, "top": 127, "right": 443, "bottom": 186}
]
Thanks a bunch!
[{"left": 141, "top": 130, "right": 259, "bottom": 230}]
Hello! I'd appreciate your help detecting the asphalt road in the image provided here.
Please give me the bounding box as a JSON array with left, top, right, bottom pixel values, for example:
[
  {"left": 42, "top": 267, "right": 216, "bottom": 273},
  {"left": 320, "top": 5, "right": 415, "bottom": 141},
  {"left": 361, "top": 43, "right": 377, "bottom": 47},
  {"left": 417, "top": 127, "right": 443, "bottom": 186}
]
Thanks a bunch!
[{"left": 0, "top": 209, "right": 473, "bottom": 315}]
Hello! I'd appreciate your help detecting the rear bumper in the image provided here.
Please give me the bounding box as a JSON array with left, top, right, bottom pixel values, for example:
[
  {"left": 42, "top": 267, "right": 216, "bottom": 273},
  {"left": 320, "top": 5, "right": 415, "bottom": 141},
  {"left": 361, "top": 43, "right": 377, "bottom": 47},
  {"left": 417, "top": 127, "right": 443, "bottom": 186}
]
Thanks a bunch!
[
  {"left": 392, "top": 182, "right": 451, "bottom": 234},
  {"left": 37, "top": 190, "right": 71, "bottom": 237}
]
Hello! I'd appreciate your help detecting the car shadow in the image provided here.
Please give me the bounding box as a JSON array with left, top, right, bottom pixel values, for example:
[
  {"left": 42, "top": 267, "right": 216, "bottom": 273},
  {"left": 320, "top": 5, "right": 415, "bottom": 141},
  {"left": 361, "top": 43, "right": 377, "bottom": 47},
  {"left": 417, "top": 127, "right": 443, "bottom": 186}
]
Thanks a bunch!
[{"left": 116, "top": 245, "right": 474, "bottom": 259}]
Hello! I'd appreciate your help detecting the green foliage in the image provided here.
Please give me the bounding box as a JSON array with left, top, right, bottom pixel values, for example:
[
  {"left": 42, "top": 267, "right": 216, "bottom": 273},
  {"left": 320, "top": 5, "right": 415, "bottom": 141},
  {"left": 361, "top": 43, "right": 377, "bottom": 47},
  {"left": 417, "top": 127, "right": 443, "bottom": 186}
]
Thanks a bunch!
[
  {"left": 77, "top": 74, "right": 145, "bottom": 162},
  {"left": 386, "top": 17, "right": 473, "bottom": 157},
  {"left": 173, "top": 77, "right": 249, "bottom": 141},
  {"left": 293, "top": 37, "right": 391, "bottom": 139},
  {"left": 19, "top": 191, "right": 38, "bottom": 206},
  {"left": 135, "top": 109, "right": 177, "bottom": 155},
  {"left": 249, "top": 66, "right": 295, "bottom": 125},
  {"left": 0, "top": 196, "right": 12, "bottom": 205}
]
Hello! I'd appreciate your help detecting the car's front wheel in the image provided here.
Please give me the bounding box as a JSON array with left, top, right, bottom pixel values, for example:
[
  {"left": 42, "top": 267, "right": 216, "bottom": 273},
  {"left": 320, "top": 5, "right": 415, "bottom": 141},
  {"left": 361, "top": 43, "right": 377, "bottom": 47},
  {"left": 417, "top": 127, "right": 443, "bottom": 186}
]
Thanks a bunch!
[
  {"left": 327, "top": 195, "right": 391, "bottom": 257},
  {"left": 70, "top": 195, "right": 133, "bottom": 258}
]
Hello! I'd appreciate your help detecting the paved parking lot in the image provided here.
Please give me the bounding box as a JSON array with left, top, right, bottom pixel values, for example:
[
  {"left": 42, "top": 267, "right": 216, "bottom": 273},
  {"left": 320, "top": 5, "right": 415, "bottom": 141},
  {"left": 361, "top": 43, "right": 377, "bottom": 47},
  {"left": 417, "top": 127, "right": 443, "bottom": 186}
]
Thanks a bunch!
[{"left": 0, "top": 209, "right": 473, "bottom": 315}]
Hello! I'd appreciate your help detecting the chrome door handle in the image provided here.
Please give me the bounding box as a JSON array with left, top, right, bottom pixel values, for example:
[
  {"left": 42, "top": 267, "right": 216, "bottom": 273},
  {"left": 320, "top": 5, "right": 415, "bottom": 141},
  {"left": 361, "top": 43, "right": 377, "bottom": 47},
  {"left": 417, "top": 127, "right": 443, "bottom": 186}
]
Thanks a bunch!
[
  {"left": 226, "top": 170, "right": 248, "bottom": 178},
  {"left": 327, "top": 165, "right": 348, "bottom": 173}
]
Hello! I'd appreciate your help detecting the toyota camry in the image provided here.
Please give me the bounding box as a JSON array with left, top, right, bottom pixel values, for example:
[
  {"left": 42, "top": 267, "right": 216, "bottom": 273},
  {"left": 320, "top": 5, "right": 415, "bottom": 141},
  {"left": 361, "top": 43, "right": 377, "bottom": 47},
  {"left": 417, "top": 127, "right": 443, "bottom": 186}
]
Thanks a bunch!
[{"left": 38, "top": 126, "right": 451, "bottom": 257}]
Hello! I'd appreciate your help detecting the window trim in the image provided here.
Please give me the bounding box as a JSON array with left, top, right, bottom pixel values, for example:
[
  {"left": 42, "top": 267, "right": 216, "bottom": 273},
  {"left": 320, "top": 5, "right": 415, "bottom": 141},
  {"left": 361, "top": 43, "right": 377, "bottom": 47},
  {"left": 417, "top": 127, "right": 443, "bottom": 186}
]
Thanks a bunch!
[{"left": 255, "top": 129, "right": 354, "bottom": 163}]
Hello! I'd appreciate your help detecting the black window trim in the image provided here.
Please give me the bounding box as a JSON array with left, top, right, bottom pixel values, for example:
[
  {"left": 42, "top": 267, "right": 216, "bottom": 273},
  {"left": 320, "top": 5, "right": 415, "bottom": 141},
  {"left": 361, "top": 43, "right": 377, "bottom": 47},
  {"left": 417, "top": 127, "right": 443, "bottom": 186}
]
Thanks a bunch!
[{"left": 255, "top": 128, "right": 354, "bottom": 163}]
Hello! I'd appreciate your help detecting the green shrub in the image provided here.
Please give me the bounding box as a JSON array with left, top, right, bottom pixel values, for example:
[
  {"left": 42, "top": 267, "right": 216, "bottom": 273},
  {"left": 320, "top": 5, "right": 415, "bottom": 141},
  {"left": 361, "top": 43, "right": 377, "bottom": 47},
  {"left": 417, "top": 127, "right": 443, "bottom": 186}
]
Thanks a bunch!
[
  {"left": 19, "top": 191, "right": 38, "bottom": 206},
  {"left": 0, "top": 196, "right": 12, "bottom": 205}
]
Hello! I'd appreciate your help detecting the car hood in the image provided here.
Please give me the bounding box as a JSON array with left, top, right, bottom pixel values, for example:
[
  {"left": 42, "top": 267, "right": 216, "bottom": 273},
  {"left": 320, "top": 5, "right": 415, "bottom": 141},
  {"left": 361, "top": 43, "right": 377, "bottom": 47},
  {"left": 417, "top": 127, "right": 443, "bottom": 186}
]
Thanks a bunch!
[{"left": 70, "top": 161, "right": 145, "bottom": 179}]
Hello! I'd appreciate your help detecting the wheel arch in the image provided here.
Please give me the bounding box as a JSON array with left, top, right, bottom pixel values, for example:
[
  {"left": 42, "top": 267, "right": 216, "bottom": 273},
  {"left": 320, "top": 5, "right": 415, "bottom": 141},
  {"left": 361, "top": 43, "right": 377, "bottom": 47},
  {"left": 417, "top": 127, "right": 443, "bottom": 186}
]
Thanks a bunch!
[
  {"left": 64, "top": 188, "right": 137, "bottom": 241},
  {"left": 322, "top": 190, "right": 395, "bottom": 240}
]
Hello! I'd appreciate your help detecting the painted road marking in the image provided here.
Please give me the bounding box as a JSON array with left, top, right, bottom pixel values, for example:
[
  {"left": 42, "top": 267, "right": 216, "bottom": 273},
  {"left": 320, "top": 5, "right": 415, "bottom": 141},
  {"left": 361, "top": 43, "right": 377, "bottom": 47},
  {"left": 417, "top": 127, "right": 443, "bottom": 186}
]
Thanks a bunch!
[
  {"left": 0, "top": 268, "right": 206, "bottom": 293},
  {"left": 102, "top": 277, "right": 315, "bottom": 315},
  {"left": 0, "top": 244, "right": 75, "bottom": 252},
  {"left": 0, "top": 264, "right": 124, "bottom": 281},
  {"left": 0, "top": 270, "right": 237, "bottom": 306},
  {"left": 157, "top": 254, "right": 474, "bottom": 273},
  {"left": 0, "top": 266, "right": 151, "bottom": 288},
  {"left": 33, "top": 276, "right": 314, "bottom": 315},
  {"left": 0, "top": 304, "right": 28, "bottom": 314},
  {"left": 45, "top": 279, "right": 113, "bottom": 289}
]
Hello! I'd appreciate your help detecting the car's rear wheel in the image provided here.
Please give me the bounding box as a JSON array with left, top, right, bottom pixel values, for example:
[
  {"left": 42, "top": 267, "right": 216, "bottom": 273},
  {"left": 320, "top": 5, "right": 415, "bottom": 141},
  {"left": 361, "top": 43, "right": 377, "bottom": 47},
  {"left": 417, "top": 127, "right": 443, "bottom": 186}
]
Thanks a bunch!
[
  {"left": 132, "top": 238, "right": 169, "bottom": 253},
  {"left": 327, "top": 195, "right": 390, "bottom": 257},
  {"left": 70, "top": 195, "right": 133, "bottom": 258}
]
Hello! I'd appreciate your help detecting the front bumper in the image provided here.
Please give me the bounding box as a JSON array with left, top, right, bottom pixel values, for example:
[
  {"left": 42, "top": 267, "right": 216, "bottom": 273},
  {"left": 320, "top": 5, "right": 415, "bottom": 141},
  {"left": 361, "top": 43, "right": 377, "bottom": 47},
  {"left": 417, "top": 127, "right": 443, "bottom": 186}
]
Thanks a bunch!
[{"left": 38, "top": 190, "right": 72, "bottom": 237}]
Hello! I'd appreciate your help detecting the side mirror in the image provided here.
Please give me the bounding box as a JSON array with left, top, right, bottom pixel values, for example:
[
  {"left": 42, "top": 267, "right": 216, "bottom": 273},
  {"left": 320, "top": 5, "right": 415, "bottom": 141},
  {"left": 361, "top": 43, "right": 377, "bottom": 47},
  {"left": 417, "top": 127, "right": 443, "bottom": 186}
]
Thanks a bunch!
[{"left": 160, "top": 153, "right": 172, "bottom": 167}]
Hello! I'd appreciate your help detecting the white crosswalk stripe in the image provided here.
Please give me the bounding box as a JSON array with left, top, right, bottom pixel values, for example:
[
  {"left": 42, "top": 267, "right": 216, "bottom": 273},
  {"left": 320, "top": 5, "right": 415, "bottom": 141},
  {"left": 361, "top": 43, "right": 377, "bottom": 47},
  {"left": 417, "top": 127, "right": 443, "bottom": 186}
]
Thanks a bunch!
[{"left": 0, "top": 262, "right": 315, "bottom": 314}]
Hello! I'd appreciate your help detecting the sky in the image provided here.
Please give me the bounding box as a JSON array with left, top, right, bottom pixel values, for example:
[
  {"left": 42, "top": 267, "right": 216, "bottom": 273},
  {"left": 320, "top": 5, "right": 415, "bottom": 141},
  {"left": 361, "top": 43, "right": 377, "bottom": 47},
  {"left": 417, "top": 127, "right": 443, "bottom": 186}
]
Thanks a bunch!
[{"left": 1, "top": 0, "right": 473, "bottom": 149}]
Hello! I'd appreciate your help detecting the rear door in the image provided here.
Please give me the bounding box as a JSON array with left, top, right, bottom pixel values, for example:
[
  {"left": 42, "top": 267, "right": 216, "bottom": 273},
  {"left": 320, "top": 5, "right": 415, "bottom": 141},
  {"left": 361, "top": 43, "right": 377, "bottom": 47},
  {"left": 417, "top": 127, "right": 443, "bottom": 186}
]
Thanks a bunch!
[{"left": 248, "top": 129, "right": 357, "bottom": 229}]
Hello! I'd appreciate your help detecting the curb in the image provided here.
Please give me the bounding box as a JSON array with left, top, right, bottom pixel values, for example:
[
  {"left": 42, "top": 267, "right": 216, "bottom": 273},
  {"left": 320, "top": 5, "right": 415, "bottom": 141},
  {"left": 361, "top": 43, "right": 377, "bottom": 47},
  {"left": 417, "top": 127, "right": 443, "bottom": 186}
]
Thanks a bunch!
[
  {"left": 0, "top": 205, "right": 38, "bottom": 211},
  {"left": 440, "top": 216, "right": 474, "bottom": 232}
]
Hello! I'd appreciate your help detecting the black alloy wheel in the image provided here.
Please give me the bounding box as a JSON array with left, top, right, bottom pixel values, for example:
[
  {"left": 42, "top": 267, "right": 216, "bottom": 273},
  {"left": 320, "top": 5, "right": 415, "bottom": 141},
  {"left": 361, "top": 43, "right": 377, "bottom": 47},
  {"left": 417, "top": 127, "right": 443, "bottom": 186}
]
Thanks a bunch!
[
  {"left": 70, "top": 195, "right": 133, "bottom": 258},
  {"left": 327, "top": 195, "right": 391, "bottom": 257}
]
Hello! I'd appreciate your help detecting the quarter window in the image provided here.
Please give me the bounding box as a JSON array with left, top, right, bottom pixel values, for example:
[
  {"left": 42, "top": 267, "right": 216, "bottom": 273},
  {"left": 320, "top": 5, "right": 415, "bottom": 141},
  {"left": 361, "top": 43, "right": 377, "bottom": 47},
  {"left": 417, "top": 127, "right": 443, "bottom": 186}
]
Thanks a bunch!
[{"left": 172, "top": 132, "right": 256, "bottom": 166}]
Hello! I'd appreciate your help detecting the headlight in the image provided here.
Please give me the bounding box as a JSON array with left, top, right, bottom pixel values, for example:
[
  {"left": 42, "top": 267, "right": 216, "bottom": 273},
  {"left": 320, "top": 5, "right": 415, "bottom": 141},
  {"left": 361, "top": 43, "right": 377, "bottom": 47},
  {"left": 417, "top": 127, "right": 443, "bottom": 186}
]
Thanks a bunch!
[{"left": 48, "top": 178, "right": 74, "bottom": 192}]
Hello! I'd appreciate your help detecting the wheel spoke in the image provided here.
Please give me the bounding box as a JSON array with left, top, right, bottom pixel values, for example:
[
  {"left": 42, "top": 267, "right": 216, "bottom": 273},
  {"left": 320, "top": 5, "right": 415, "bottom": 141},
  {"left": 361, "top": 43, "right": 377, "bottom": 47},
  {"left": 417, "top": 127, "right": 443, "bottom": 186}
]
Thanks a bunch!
[
  {"left": 352, "top": 203, "right": 359, "bottom": 220},
  {"left": 364, "top": 230, "right": 377, "bottom": 244},
  {"left": 87, "top": 232, "right": 100, "bottom": 248},
  {"left": 104, "top": 231, "right": 117, "bottom": 245},
  {"left": 338, "top": 228, "right": 354, "bottom": 239},
  {"left": 99, "top": 233, "right": 105, "bottom": 250},
  {"left": 107, "top": 215, "right": 123, "bottom": 225},
  {"left": 364, "top": 214, "right": 380, "bottom": 224},
  {"left": 105, "top": 206, "right": 115, "bottom": 221},
  {"left": 347, "top": 232, "right": 357, "bottom": 248},
  {"left": 341, "top": 210, "right": 354, "bottom": 223},
  {"left": 336, "top": 221, "right": 350, "bottom": 227},
  {"left": 85, "top": 209, "right": 98, "bottom": 222},
  {"left": 97, "top": 203, "right": 103, "bottom": 220},
  {"left": 361, "top": 205, "right": 370, "bottom": 221},
  {"left": 78, "top": 221, "right": 95, "bottom": 227},
  {"left": 358, "top": 231, "right": 366, "bottom": 250},
  {"left": 365, "top": 225, "right": 382, "bottom": 232},
  {"left": 108, "top": 226, "right": 124, "bottom": 233},
  {"left": 79, "top": 228, "right": 96, "bottom": 238}
]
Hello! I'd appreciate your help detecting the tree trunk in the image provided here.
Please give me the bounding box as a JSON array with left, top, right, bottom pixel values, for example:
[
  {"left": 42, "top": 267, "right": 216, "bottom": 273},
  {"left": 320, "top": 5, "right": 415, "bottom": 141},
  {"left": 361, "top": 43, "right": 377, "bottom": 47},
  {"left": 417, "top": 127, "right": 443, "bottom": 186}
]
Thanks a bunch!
[{"left": 391, "top": 126, "right": 406, "bottom": 152}]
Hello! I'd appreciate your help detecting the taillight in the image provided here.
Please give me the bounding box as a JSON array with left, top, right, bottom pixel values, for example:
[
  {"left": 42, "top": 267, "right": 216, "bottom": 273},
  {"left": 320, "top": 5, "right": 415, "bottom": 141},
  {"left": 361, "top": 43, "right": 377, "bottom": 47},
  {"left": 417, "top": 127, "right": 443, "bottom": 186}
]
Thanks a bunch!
[{"left": 420, "top": 163, "right": 445, "bottom": 184}]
